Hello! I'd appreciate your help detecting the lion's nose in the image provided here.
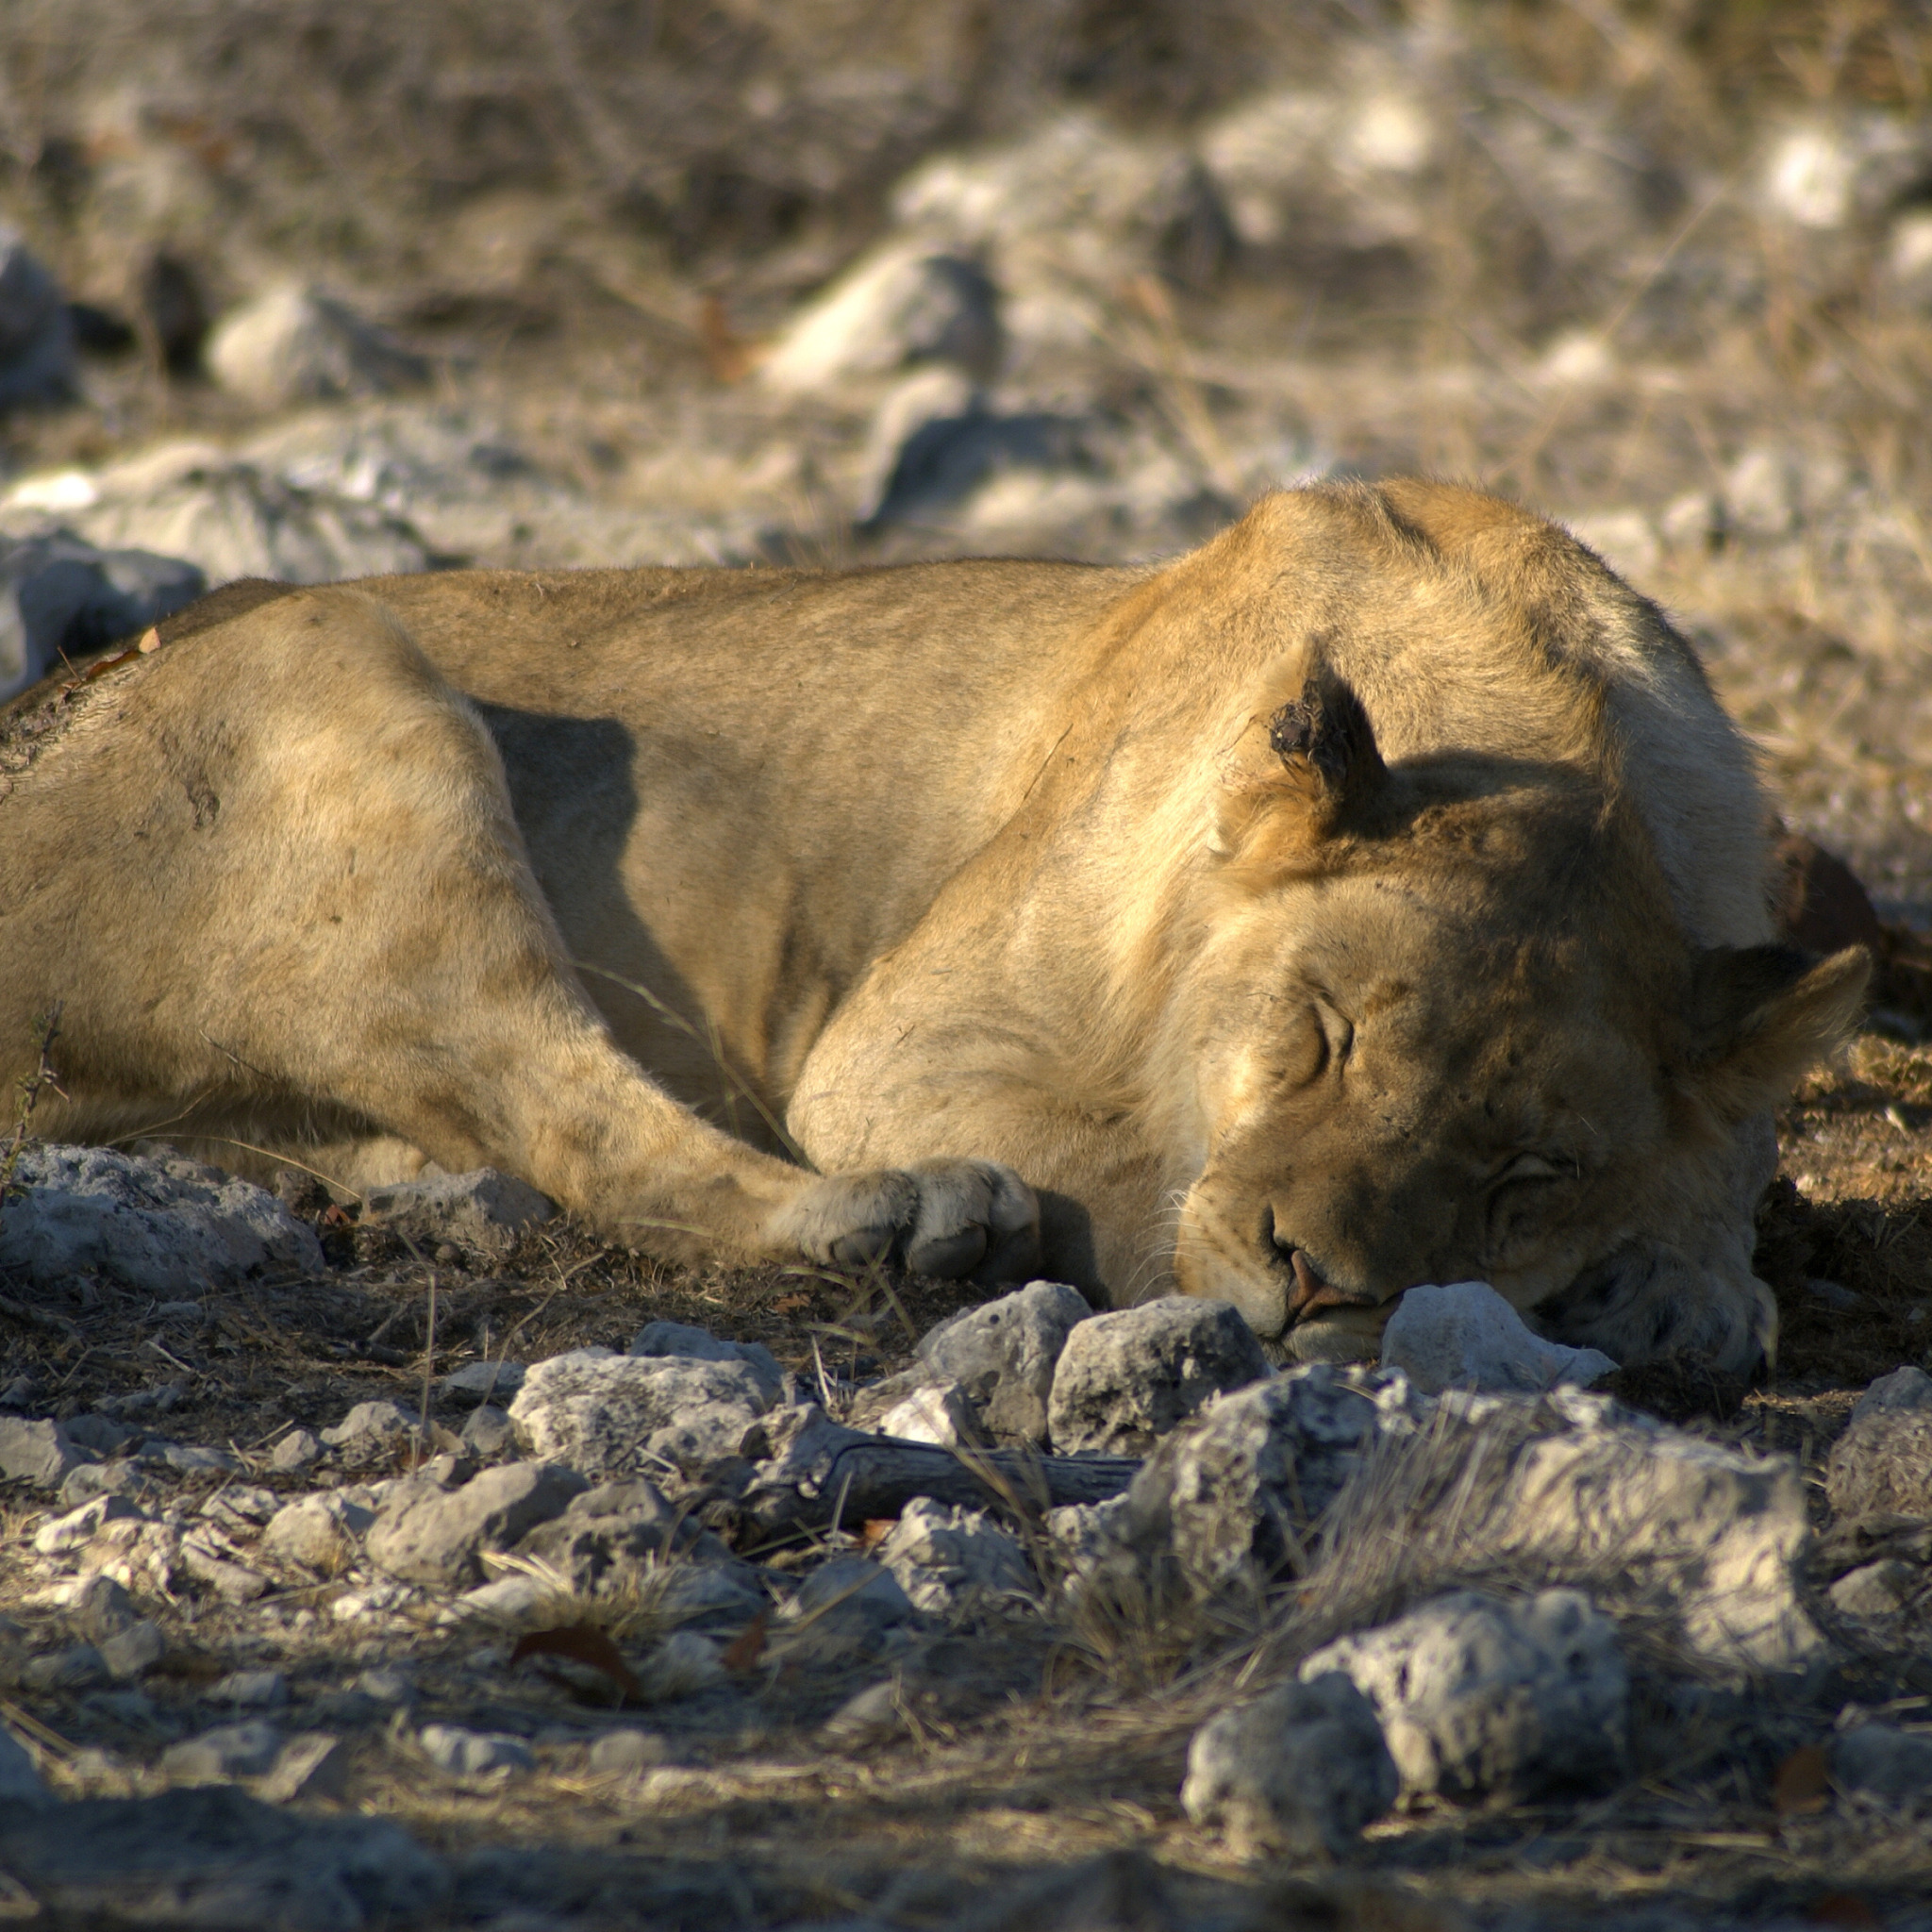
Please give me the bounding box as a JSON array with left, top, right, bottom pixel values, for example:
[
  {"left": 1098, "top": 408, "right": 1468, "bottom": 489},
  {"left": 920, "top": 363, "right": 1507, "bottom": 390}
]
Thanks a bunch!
[{"left": 1281, "top": 1245, "right": 1382, "bottom": 1324}]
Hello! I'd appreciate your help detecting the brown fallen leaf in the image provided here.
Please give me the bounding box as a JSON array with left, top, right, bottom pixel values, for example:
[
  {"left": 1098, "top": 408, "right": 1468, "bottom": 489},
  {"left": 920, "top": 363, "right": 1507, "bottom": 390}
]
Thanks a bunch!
[
  {"left": 858, "top": 1518, "right": 897, "bottom": 1550},
  {"left": 772, "top": 1292, "right": 811, "bottom": 1314},
  {"left": 1808, "top": 1894, "right": 1878, "bottom": 1927},
  {"left": 1773, "top": 1743, "right": 1831, "bottom": 1815},
  {"left": 720, "top": 1612, "right": 767, "bottom": 1674},
  {"left": 509, "top": 1624, "right": 641, "bottom": 1704}
]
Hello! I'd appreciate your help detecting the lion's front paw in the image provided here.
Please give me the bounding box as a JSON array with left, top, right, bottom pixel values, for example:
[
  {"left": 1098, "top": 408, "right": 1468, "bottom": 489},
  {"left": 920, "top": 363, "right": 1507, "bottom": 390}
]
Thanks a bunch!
[{"left": 777, "top": 1158, "right": 1041, "bottom": 1284}]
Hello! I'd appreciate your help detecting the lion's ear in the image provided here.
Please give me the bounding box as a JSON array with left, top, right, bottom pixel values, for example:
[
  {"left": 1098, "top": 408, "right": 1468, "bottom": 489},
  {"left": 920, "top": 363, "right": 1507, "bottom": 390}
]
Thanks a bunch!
[
  {"left": 1212, "top": 672, "right": 1389, "bottom": 865},
  {"left": 1687, "top": 943, "right": 1870, "bottom": 1120}
]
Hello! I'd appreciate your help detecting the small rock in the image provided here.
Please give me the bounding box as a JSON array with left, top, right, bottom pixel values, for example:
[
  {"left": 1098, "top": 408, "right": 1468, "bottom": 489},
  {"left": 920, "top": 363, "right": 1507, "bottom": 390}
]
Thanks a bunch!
[
  {"left": 1834, "top": 1722, "right": 1932, "bottom": 1802},
  {"left": 515, "top": 1477, "right": 727, "bottom": 1596},
  {"left": 270, "top": 1428, "right": 322, "bottom": 1474},
  {"left": 0, "top": 1144, "right": 322, "bottom": 1293},
  {"left": 356, "top": 1666, "right": 417, "bottom": 1707},
  {"left": 588, "top": 1728, "right": 673, "bottom": 1774},
  {"left": 262, "top": 1491, "right": 376, "bottom": 1573},
  {"left": 0, "top": 222, "right": 75, "bottom": 414},
  {"left": 202, "top": 1484, "right": 279, "bottom": 1530},
  {"left": 1827, "top": 1407, "right": 1932, "bottom": 1524},
  {"left": 160, "top": 1719, "right": 285, "bottom": 1783},
  {"left": 98, "top": 1621, "right": 166, "bottom": 1681},
  {"left": 1046, "top": 1297, "right": 1269, "bottom": 1456},
  {"left": 1301, "top": 1590, "right": 1629, "bottom": 1802},
  {"left": 776, "top": 1556, "right": 917, "bottom": 1665},
  {"left": 1180, "top": 1674, "right": 1397, "bottom": 1857},
  {"left": 819, "top": 1680, "right": 908, "bottom": 1753},
  {"left": 207, "top": 283, "right": 428, "bottom": 409},
  {"left": 0, "top": 1724, "right": 51, "bottom": 1809},
  {"left": 178, "top": 1540, "right": 271, "bottom": 1605},
  {"left": 257, "top": 1732, "right": 347, "bottom": 1805},
  {"left": 1829, "top": 1559, "right": 1920, "bottom": 1621},
  {"left": 636, "top": 1630, "right": 727, "bottom": 1704},
  {"left": 208, "top": 1670, "right": 288, "bottom": 1710},
  {"left": 360, "top": 1167, "right": 553, "bottom": 1261},
  {"left": 915, "top": 1280, "right": 1091, "bottom": 1445},
  {"left": 439, "top": 1360, "right": 528, "bottom": 1407},
  {"left": 366, "top": 1461, "right": 586, "bottom": 1591},
  {"left": 0, "top": 528, "right": 204, "bottom": 703},
  {"left": 629, "top": 1322, "right": 785, "bottom": 1405},
  {"left": 21, "top": 1642, "right": 107, "bottom": 1692},
  {"left": 419, "top": 1723, "right": 533, "bottom": 1776},
  {"left": 875, "top": 1381, "right": 982, "bottom": 1448},
  {"left": 65, "top": 1412, "right": 137, "bottom": 1456},
  {"left": 1852, "top": 1366, "right": 1932, "bottom": 1424},
  {"left": 0, "top": 1414, "right": 84, "bottom": 1489},
  {"left": 319, "top": 1399, "right": 422, "bottom": 1460},
  {"left": 1659, "top": 489, "right": 1720, "bottom": 550},
  {"left": 446, "top": 1574, "right": 551, "bottom": 1628},
  {"left": 68, "top": 1574, "right": 138, "bottom": 1641},
  {"left": 34, "top": 1491, "right": 145, "bottom": 1556},
  {"left": 1724, "top": 445, "right": 1799, "bottom": 540},
  {"left": 1380, "top": 1281, "right": 1617, "bottom": 1395},
  {"left": 758, "top": 241, "right": 1001, "bottom": 394},
  {"left": 508, "top": 1349, "right": 773, "bottom": 1481},
  {"left": 874, "top": 1499, "right": 1033, "bottom": 1615},
  {"left": 656, "top": 1561, "right": 768, "bottom": 1628},
  {"left": 460, "top": 1405, "right": 516, "bottom": 1457},
  {"left": 58, "top": 1459, "right": 147, "bottom": 1510},
  {"left": 152, "top": 1441, "right": 242, "bottom": 1477}
]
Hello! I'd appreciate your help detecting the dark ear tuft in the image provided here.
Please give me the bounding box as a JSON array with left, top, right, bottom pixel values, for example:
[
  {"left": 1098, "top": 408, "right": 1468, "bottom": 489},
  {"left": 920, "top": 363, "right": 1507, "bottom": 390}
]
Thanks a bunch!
[{"left": 1266, "top": 675, "right": 1387, "bottom": 810}]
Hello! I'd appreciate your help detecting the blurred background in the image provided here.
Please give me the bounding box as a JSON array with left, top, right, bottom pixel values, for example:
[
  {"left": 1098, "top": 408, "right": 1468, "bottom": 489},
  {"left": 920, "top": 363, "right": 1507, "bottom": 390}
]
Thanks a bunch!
[{"left": 2, "top": 0, "right": 1931, "bottom": 917}]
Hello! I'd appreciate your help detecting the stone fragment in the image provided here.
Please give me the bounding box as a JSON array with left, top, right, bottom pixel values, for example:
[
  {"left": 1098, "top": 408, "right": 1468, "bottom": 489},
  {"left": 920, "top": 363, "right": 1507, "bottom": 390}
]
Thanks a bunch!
[
  {"left": 915, "top": 1280, "right": 1091, "bottom": 1445},
  {"left": 588, "top": 1728, "right": 673, "bottom": 1774},
  {"left": 263, "top": 1491, "right": 377, "bottom": 1573},
  {"left": 514, "top": 1477, "right": 728, "bottom": 1596},
  {"left": 1826, "top": 1407, "right": 1932, "bottom": 1525},
  {"left": 63, "top": 1411, "right": 138, "bottom": 1456},
  {"left": 819, "top": 1679, "right": 908, "bottom": 1753},
  {"left": 418, "top": 1724, "right": 533, "bottom": 1776},
  {"left": 874, "top": 1499, "right": 1033, "bottom": 1615},
  {"left": 656, "top": 1561, "right": 768, "bottom": 1628},
  {"left": 207, "top": 283, "right": 429, "bottom": 409},
  {"left": 629, "top": 1322, "right": 786, "bottom": 1405},
  {"left": 0, "top": 1785, "right": 449, "bottom": 1929},
  {"left": 203, "top": 1484, "right": 280, "bottom": 1529},
  {"left": 1852, "top": 1366, "right": 1932, "bottom": 1424},
  {"left": 1301, "top": 1590, "right": 1628, "bottom": 1802},
  {"left": 445, "top": 1575, "right": 550, "bottom": 1628},
  {"left": 258, "top": 1732, "right": 348, "bottom": 1805},
  {"left": 775, "top": 1556, "right": 917, "bottom": 1665},
  {"left": 209, "top": 1669, "right": 289, "bottom": 1709},
  {"left": 1828, "top": 1559, "right": 1920, "bottom": 1621},
  {"left": 271, "top": 1428, "right": 323, "bottom": 1473},
  {"left": 876, "top": 1381, "right": 982, "bottom": 1448},
  {"left": 58, "top": 1459, "right": 147, "bottom": 1509},
  {"left": 360, "top": 1167, "right": 553, "bottom": 1261},
  {"left": 161, "top": 1720, "right": 285, "bottom": 1783},
  {"left": 0, "top": 527, "right": 204, "bottom": 702},
  {"left": 1046, "top": 1297, "right": 1269, "bottom": 1455},
  {"left": 508, "top": 1349, "right": 773, "bottom": 1480},
  {"left": 69, "top": 1574, "right": 138, "bottom": 1641},
  {"left": 179, "top": 1539, "right": 272, "bottom": 1604},
  {"left": 1181, "top": 1674, "right": 1397, "bottom": 1857},
  {"left": 758, "top": 241, "right": 1001, "bottom": 393},
  {"left": 153, "top": 1441, "right": 242, "bottom": 1476},
  {"left": 461, "top": 1406, "right": 515, "bottom": 1457},
  {"left": 366, "top": 1462, "right": 586, "bottom": 1590},
  {"left": 0, "top": 1144, "right": 322, "bottom": 1292},
  {"left": 0, "top": 222, "right": 75, "bottom": 413},
  {"left": 319, "top": 1400, "right": 422, "bottom": 1460},
  {"left": 1381, "top": 1281, "right": 1617, "bottom": 1394},
  {"left": 438, "top": 1359, "right": 527, "bottom": 1407},
  {"left": 34, "top": 1491, "right": 145, "bottom": 1555},
  {"left": 21, "top": 1642, "right": 107, "bottom": 1691},
  {"left": 1112, "top": 1366, "right": 1381, "bottom": 1595},
  {"left": 0, "top": 1724, "right": 50, "bottom": 1809},
  {"left": 1834, "top": 1723, "right": 1932, "bottom": 1802},
  {"left": 99, "top": 1621, "right": 166, "bottom": 1680},
  {"left": 635, "top": 1630, "right": 726, "bottom": 1703},
  {"left": 0, "top": 1414, "right": 84, "bottom": 1488}
]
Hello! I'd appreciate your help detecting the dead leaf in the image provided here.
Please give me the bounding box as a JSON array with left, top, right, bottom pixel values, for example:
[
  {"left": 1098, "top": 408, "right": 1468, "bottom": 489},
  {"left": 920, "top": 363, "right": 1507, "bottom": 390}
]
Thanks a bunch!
[
  {"left": 772, "top": 1292, "right": 811, "bottom": 1314},
  {"left": 1773, "top": 1743, "right": 1831, "bottom": 1815},
  {"left": 858, "top": 1518, "right": 896, "bottom": 1550},
  {"left": 137, "top": 626, "right": 161, "bottom": 653},
  {"left": 720, "top": 1613, "right": 767, "bottom": 1674},
  {"left": 509, "top": 1624, "right": 641, "bottom": 1704}
]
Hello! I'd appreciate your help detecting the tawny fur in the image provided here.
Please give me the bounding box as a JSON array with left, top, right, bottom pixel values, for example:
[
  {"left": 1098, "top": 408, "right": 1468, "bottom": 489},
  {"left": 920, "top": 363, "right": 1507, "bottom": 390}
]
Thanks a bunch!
[{"left": 0, "top": 481, "right": 1867, "bottom": 1369}]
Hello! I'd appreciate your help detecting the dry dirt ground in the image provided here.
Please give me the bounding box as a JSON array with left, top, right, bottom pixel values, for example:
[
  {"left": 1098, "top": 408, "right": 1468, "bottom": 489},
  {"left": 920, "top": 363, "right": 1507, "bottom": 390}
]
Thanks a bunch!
[{"left": 4, "top": 5, "right": 1932, "bottom": 1926}]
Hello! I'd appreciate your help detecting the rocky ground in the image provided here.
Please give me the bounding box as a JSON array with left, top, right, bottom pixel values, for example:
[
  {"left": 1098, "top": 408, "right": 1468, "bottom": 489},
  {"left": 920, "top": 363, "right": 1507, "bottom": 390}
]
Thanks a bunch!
[{"left": 5, "top": 4, "right": 1932, "bottom": 1926}]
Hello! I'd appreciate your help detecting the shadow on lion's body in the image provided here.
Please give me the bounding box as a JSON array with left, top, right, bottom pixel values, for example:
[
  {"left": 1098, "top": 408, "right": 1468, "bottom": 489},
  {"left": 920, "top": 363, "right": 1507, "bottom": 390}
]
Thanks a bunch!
[{"left": 0, "top": 481, "right": 1865, "bottom": 1369}]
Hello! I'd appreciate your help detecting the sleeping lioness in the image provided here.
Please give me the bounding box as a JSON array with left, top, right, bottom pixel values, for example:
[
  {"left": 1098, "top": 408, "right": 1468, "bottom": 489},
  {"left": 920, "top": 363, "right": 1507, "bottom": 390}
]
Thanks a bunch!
[{"left": 0, "top": 480, "right": 1866, "bottom": 1371}]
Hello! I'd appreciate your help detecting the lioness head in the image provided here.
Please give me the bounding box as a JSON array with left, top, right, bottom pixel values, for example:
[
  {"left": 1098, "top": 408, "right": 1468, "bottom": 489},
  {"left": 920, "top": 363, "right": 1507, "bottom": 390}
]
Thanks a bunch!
[{"left": 1159, "top": 669, "right": 1867, "bottom": 1374}]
